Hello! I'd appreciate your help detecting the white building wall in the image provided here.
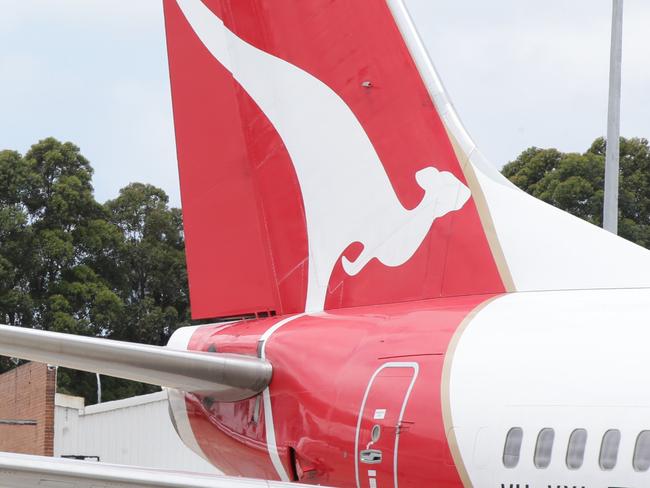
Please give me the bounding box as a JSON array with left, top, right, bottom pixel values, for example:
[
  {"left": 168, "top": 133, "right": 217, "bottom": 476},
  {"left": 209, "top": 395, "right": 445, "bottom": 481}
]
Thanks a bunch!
[{"left": 54, "top": 390, "right": 219, "bottom": 474}]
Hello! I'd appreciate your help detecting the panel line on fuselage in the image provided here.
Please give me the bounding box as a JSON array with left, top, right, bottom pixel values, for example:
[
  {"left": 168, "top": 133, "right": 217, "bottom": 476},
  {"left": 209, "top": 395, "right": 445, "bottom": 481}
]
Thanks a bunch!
[{"left": 354, "top": 362, "right": 420, "bottom": 488}]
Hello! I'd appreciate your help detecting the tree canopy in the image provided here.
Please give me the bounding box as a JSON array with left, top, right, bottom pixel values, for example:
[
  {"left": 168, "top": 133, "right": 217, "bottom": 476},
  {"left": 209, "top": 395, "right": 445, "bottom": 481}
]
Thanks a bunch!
[
  {"left": 0, "top": 138, "right": 190, "bottom": 403},
  {"left": 3, "top": 136, "right": 649, "bottom": 402},
  {"left": 502, "top": 137, "right": 650, "bottom": 249}
]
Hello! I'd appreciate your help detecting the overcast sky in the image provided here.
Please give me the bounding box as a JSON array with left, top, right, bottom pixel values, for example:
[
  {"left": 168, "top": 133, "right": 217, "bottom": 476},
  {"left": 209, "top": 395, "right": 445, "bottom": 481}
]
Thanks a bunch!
[{"left": 1, "top": 1, "right": 649, "bottom": 207}]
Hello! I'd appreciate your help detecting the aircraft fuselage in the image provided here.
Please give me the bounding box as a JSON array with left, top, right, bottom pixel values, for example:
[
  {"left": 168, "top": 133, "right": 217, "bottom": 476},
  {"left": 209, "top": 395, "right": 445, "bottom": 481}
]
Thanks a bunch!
[{"left": 168, "top": 288, "right": 650, "bottom": 487}]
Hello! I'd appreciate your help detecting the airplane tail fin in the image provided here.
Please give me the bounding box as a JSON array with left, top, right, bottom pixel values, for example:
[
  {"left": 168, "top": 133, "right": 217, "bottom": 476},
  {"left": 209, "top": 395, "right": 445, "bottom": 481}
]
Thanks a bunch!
[{"left": 163, "top": 0, "right": 650, "bottom": 319}]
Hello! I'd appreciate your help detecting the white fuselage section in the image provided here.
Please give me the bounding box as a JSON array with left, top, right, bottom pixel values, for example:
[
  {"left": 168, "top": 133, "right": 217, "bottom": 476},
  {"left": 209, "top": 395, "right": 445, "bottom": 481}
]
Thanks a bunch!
[{"left": 449, "top": 288, "right": 650, "bottom": 488}]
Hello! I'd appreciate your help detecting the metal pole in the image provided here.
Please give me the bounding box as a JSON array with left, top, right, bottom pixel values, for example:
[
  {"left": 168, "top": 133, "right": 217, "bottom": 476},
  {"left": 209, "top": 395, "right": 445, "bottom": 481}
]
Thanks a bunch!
[{"left": 603, "top": 0, "right": 624, "bottom": 234}]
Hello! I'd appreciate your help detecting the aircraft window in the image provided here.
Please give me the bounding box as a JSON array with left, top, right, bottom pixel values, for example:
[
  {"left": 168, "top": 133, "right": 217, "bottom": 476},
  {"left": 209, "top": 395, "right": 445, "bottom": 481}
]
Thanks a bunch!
[
  {"left": 503, "top": 427, "right": 523, "bottom": 468},
  {"left": 566, "top": 428, "right": 587, "bottom": 470},
  {"left": 534, "top": 428, "right": 555, "bottom": 469},
  {"left": 599, "top": 429, "right": 621, "bottom": 470},
  {"left": 633, "top": 431, "right": 650, "bottom": 472}
]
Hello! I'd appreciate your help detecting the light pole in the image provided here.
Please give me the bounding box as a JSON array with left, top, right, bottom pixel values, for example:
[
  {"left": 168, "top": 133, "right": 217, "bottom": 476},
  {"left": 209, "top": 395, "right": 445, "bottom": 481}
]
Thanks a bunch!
[{"left": 603, "top": 0, "right": 624, "bottom": 234}]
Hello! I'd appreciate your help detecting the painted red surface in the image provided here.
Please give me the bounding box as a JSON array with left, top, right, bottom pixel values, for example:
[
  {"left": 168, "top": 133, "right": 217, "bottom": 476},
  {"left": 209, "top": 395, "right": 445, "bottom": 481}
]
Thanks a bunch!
[
  {"left": 184, "top": 294, "right": 495, "bottom": 487},
  {"left": 164, "top": 0, "right": 307, "bottom": 319},
  {"left": 164, "top": 0, "right": 505, "bottom": 319},
  {"left": 164, "top": 1, "right": 508, "bottom": 485}
]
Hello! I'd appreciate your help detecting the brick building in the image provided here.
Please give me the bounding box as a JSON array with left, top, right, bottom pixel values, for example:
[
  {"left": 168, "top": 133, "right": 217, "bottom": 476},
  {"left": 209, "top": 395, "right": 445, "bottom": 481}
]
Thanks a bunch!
[{"left": 0, "top": 361, "right": 56, "bottom": 455}]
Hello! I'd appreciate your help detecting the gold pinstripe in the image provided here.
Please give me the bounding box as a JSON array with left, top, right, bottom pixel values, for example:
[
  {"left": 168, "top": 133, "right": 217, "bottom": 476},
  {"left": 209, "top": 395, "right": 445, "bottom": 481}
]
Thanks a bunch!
[{"left": 441, "top": 296, "right": 501, "bottom": 488}]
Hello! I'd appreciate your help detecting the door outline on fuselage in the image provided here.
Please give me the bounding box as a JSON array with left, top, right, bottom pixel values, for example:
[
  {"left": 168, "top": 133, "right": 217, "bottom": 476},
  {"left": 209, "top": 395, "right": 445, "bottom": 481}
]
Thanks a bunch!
[{"left": 354, "top": 361, "right": 420, "bottom": 488}]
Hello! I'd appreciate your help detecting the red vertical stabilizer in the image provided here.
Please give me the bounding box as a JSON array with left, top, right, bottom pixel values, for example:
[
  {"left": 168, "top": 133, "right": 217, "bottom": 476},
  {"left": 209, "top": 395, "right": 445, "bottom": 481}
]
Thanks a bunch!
[{"left": 164, "top": 0, "right": 507, "bottom": 319}]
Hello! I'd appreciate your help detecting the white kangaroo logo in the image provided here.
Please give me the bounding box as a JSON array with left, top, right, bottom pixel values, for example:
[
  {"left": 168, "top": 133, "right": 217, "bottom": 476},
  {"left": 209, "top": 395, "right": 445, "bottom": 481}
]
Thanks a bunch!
[{"left": 177, "top": 0, "right": 471, "bottom": 311}]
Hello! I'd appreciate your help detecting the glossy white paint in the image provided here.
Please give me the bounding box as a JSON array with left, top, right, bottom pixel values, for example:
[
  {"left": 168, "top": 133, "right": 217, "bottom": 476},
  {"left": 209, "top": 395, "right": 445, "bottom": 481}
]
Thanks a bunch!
[
  {"left": 475, "top": 167, "right": 650, "bottom": 292},
  {"left": 176, "top": 0, "right": 470, "bottom": 312},
  {"left": 449, "top": 288, "right": 650, "bottom": 487},
  {"left": 258, "top": 313, "right": 306, "bottom": 482},
  {"left": 391, "top": 0, "right": 650, "bottom": 295},
  {"left": 166, "top": 325, "right": 210, "bottom": 465}
]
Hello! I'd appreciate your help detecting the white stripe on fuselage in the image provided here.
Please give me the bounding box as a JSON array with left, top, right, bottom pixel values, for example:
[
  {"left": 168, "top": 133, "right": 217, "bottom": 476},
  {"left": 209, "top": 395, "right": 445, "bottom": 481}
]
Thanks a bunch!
[
  {"left": 166, "top": 325, "right": 211, "bottom": 464},
  {"left": 259, "top": 313, "right": 306, "bottom": 482}
]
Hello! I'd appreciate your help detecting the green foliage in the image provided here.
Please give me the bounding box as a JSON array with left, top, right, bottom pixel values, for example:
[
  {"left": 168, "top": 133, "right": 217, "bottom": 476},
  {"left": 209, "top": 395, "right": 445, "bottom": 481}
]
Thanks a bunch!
[
  {"left": 105, "top": 183, "right": 190, "bottom": 344},
  {"left": 0, "top": 138, "right": 190, "bottom": 404},
  {"left": 502, "top": 137, "right": 650, "bottom": 248}
]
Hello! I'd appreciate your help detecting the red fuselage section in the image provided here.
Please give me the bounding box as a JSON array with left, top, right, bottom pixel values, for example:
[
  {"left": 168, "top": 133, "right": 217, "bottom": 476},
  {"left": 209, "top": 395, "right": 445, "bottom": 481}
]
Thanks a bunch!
[{"left": 180, "top": 295, "right": 493, "bottom": 487}]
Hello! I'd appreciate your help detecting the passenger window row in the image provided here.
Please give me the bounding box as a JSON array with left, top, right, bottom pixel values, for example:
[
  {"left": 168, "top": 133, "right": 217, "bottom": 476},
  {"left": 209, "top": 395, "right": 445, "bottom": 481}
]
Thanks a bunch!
[{"left": 503, "top": 427, "right": 650, "bottom": 472}]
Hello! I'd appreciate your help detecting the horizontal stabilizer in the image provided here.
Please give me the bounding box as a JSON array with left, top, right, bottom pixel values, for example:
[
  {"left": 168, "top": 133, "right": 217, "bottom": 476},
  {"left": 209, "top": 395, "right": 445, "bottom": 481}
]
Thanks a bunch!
[
  {"left": 0, "top": 324, "right": 271, "bottom": 401},
  {"left": 0, "top": 451, "right": 311, "bottom": 487}
]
